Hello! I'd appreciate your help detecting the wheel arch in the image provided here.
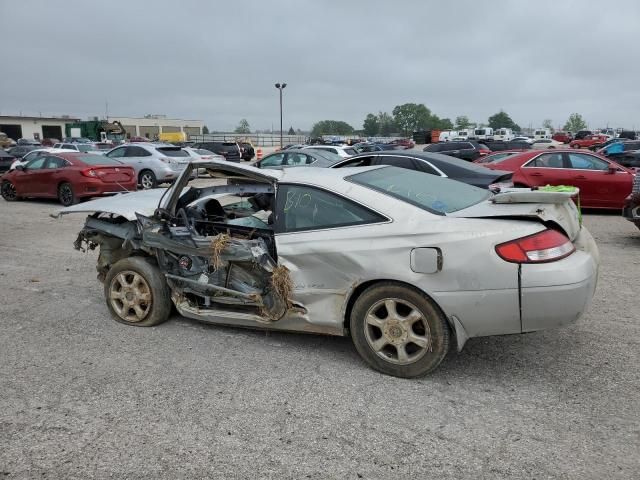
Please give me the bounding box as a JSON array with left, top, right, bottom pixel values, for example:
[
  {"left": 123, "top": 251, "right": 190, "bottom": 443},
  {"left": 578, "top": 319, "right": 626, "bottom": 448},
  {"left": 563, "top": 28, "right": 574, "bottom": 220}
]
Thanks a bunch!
[{"left": 342, "top": 279, "right": 463, "bottom": 347}]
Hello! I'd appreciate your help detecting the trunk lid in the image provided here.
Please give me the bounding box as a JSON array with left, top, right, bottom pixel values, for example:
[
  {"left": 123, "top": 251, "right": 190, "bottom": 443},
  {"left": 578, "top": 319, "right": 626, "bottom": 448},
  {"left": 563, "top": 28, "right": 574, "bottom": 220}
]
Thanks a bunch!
[
  {"left": 450, "top": 188, "right": 582, "bottom": 240},
  {"left": 93, "top": 166, "right": 134, "bottom": 183}
]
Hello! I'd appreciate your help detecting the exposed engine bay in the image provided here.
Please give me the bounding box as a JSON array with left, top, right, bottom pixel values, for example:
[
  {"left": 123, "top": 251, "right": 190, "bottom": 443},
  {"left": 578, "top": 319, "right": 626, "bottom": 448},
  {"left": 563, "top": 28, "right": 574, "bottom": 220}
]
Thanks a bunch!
[{"left": 74, "top": 178, "right": 294, "bottom": 322}]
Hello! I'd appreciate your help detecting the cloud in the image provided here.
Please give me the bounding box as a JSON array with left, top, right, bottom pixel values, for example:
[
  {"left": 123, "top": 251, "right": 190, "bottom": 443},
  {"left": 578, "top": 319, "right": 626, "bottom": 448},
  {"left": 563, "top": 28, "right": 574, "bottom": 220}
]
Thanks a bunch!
[{"left": 1, "top": 0, "right": 639, "bottom": 131}]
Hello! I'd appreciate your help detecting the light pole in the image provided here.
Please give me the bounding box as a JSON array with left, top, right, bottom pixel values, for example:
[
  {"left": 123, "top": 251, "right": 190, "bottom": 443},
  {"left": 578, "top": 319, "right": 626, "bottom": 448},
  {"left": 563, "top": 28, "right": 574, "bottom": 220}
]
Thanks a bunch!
[{"left": 275, "top": 82, "right": 287, "bottom": 148}]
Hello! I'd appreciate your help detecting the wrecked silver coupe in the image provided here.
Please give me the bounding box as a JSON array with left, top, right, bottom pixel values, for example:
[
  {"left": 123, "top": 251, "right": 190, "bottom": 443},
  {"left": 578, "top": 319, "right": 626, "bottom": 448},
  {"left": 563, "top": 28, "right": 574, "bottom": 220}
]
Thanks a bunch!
[{"left": 60, "top": 160, "right": 599, "bottom": 377}]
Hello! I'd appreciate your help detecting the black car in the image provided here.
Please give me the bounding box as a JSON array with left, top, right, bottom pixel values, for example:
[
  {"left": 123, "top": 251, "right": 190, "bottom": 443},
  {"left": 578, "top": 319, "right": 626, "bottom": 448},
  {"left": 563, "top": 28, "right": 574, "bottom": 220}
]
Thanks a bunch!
[
  {"left": 423, "top": 141, "right": 491, "bottom": 161},
  {"left": 480, "top": 140, "right": 532, "bottom": 152},
  {"left": 0, "top": 149, "right": 16, "bottom": 173},
  {"left": 193, "top": 142, "right": 241, "bottom": 162},
  {"left": 574, "top": 130, "right": 593, "bottom": 140},
  {"left": 255, "top": 149, "right": 341, "bottom": 170},
  {"left": 331, "top": 151, "right": 513, "bottom": 190},
  {"left": 618, "top": 131, "right": 637, "bottom": 140},
  {"left": 6, "top": 145, "right": 37, "bottom": 158}
]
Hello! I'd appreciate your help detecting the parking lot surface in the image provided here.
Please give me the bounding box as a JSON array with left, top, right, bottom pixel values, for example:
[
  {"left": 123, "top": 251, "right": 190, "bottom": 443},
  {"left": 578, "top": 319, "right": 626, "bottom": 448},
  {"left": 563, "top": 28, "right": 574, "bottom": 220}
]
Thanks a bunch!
[{"left": 0, "top": 197, "right": 638, "bottom": 479}]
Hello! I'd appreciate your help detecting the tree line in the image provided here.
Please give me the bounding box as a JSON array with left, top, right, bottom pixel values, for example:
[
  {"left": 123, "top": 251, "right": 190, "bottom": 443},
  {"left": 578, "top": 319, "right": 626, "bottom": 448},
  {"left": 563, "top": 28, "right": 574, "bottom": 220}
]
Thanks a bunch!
[{"left": 309, "top": 104, "right": 591, "bottom": 138}]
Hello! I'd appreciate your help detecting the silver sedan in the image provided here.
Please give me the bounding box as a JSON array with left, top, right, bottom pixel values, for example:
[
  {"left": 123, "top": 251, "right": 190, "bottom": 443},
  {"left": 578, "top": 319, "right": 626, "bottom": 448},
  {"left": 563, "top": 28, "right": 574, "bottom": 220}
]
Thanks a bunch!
[{"left": 60, "top": 161, "right": 599, "bottom": 378}]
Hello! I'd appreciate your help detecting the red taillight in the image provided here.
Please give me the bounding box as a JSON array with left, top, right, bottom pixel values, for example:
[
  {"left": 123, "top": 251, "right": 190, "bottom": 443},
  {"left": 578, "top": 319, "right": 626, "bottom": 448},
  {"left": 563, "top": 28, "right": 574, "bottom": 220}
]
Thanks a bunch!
[
  {"left": 81, "top": 168, "right": 97, "bottom": 177},
  {"left": 495, "top": 229, "right": 575, "bottom": 263}
]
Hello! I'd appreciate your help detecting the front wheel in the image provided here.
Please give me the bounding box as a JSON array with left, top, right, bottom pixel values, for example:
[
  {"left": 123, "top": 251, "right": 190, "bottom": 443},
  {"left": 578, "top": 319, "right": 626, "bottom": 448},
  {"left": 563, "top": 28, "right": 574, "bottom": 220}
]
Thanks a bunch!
[
  {"left": 350, "top": 283, "right": 450, "bottom": 378},
  {"left": 104, "top": 257, "right": 172, "bottom": 327},
  {"left": 1, "top": 181, "right": 17, "bottom": 201},
  {"left": 139, "top": 170, "right": 157, "bottom": 189}
]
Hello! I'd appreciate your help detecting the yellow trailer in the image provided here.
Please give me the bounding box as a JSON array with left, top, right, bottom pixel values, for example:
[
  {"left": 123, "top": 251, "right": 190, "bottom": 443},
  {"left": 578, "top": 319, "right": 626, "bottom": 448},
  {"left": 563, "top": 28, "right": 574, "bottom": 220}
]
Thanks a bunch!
[{"left": 158, "top": 131, "right": 187, "bottom": 143}]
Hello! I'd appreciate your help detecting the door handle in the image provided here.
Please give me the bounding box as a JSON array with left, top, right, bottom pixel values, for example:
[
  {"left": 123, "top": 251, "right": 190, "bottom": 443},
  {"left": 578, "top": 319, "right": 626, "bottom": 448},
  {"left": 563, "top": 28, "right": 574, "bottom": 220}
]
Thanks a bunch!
[{"left": 529, "top": 172, "right": 543, "bottom": 176}]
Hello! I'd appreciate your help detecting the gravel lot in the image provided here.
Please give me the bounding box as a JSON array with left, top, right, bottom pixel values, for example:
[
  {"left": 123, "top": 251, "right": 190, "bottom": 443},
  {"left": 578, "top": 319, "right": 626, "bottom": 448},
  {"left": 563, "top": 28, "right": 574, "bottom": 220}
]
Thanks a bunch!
[{"left": 0, "top": 195, "right": 638, "bottom": 479}]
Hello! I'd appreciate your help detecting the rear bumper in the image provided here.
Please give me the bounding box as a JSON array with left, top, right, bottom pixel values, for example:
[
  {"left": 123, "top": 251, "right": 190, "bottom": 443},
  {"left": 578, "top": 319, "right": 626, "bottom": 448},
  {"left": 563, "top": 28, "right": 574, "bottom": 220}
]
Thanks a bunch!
[
  {"left": 77, "top": 180, "right": 137, "bottom": 197},
  {"left": 520, "top": 227, "right": 599, "bottom": 332}
]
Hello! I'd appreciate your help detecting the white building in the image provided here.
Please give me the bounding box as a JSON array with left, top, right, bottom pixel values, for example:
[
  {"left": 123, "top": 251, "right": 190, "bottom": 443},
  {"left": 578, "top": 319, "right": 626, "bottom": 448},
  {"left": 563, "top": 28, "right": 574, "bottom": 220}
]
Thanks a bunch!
[
  {"left": 107, "top": 115, "right": 204, "bottom": 139},
  {"left": 0, "top": 115, "right": 80, "bottom": 141}
]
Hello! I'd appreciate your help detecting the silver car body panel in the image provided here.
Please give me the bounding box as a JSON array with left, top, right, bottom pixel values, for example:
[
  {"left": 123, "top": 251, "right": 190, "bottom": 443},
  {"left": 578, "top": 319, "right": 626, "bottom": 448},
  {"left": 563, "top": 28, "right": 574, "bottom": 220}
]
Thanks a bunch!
[{"left": 62, "top": 161, "right": 599, "bottom": 348}]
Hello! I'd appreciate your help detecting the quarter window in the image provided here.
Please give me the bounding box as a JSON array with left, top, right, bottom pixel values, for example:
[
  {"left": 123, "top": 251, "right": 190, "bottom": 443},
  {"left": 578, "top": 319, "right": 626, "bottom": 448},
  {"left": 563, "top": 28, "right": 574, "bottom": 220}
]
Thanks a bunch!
[{"left": 276, "top": 184, "right": 386, "bottom": 233}]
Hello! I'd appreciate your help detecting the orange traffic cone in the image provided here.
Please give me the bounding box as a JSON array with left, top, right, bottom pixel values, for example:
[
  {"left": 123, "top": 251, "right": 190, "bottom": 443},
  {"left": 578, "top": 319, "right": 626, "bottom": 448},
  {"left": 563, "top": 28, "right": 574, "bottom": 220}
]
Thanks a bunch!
[{"left": 256, "top": 148, "right": 263, "bottom": 161}]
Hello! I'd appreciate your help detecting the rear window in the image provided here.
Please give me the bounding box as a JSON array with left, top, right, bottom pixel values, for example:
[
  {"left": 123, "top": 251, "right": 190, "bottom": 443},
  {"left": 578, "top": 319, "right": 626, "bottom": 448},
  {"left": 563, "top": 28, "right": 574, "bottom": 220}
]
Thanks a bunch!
[
  {"left": 156, "top": 147, "right": 189, "bottom": 157},
  {"left": 76, "top": 145, "right": 97, "bottom": 152},
  {"left": 76, "top": 155, "right": 124, "bottom": 166},
  {"left": 348, "top": 166, "right": 491, "bottom": 215},
  {"left": 195, "top": 149, "right": 215, "bottom": 155}
]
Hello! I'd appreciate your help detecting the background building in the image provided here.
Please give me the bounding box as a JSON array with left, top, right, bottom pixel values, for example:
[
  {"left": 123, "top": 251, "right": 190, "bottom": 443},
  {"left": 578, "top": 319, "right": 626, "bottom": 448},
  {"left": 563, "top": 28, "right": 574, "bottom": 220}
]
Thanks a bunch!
[
  {"left": 0, "top": 115, "right": 80, "bottom": 140},
  {"left": 106, "top": 115, "right": 203, "bottom": 139}
]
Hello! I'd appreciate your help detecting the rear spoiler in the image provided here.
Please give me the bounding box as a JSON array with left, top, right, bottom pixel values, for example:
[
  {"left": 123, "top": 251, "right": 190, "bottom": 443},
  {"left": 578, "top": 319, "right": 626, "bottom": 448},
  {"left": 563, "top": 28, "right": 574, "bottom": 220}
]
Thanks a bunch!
[{"left": 492, "top": 187, "right": 578, "bottom": 205}]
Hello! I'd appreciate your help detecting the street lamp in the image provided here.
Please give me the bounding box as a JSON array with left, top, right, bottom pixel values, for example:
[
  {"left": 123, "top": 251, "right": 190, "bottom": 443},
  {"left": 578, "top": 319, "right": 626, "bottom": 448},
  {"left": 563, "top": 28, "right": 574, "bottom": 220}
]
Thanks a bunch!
[{"left": 275, "top": 82, "right": 287, "bottom": 148}]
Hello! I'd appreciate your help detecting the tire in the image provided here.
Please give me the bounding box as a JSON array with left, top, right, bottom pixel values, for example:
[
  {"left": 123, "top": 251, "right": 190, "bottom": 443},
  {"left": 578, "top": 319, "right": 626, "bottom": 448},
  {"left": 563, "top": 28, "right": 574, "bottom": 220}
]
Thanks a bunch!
[
  {"left": 57, "top": 182, "right": 77, "bottom": 206},
  {"left": 635, "top": 221, "right": 640, "bottom": 232},
  {"left": 104, "top": 256, "right": 172, "bottom": 327},
  {"left": 349, "top": 283, "right": 450, "bottom": 378},
  {"left": 139, "top": 169, "right": 157, "bottom": 189},
  {"left": 1, "top": 180, "right": 17, "bottom": 201}
]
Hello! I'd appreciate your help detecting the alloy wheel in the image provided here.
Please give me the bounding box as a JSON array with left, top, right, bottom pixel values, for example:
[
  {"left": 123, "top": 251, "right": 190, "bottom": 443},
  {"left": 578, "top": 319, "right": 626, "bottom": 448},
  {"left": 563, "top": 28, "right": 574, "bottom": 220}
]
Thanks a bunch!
[
  {"left": 59, "top": 184, "right": 74, "bottom": 205},
  {"left": 108, "top": 271, "right": 152, "bottom": 322},
  {"left": 140, "top": 173, "right": 154, "bottom": 189},
  {"left": 1, "top": 182, "right": 17, "bottom": 201},
  {"left": 364, "top": 298, "right": 432, "bottom": 365}
]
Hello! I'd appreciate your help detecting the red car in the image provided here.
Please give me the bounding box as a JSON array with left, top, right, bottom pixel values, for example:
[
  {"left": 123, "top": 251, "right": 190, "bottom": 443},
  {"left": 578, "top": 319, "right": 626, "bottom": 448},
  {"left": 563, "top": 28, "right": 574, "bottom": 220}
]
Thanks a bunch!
[
  {"left": 482, "top": 149, "right": 634, "bottom": 209},
  {"left": 552, "top": 131, "right": 572, "bottom": 144},
  {"left": 1, "top": 152, "right": 137, "bottom": 206},
  {"left": 569, "top": 134, "right": 609, "bottom": 149}
]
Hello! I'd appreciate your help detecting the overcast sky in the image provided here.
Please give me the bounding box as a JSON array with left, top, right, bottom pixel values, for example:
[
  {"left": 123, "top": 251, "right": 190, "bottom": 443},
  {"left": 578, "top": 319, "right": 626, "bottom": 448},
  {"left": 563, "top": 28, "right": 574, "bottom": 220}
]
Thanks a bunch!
[{"left": 2, "top": 0, "right": 639, "bottom": 131}]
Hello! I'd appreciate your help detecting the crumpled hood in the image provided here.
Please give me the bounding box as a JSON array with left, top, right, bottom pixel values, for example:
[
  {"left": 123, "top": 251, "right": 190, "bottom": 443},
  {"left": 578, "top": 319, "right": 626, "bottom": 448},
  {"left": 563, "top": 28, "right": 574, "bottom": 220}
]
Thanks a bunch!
[{"left": 56, "top": 189, "right": 167, "bottom": 220}]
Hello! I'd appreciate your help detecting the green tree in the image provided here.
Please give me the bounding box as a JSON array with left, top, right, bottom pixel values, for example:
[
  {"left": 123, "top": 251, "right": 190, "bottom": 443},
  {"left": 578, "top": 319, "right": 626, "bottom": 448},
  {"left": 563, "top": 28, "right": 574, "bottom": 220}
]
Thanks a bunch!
[
  {"left": 202, "top": 125, "right": 209, "bottom": 134},
  {"left": 563, "top": 113, "right": 588, "bottom": 133},
  {"left": 392, "top": 103, "right": 432, "bottom": 135},
  {"left": 488, "top": 111, "right": 520, "bottom": 131},
  {"left": 310, "top": 120, "right": 354, "bottom": 137},
  {"left": 363, "top": 113, "right": 379, "bottom": 136},
  {"left": 287, "top": 126, "right": 295, "bottom": 135},
  {"left": 455, "top": 115, "right": 472, "bottom": 130},
  {"left": 378, "top": 112, "right": 397, "bottom": 136},
  {"left": 234, "top": 118, "right": 251, "bottom": 134},
  {"left": 542, "top": 119, "right": 554, "bottom": 132},
  {"left": 436, "top": 117, "right": 454, "bottom": 130}
]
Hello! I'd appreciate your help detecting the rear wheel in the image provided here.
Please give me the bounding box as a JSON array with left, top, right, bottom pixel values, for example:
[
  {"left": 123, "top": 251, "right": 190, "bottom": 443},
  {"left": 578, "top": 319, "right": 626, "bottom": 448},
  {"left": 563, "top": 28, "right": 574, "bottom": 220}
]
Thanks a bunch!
[
  {"left": 104, "top": 257, "right": 171, "bottom": 327},
  {"left": 139, "top": 169, "right": 157, "bottom": 189},
  {"left": 58, "top": 182, "right": 77, "bottom": 206},
  {"left": 350, "top": 283, "right": 450, "bottom": 378},
  {"left": 1, "top": 181, "right": 17, "bottom": 201}
]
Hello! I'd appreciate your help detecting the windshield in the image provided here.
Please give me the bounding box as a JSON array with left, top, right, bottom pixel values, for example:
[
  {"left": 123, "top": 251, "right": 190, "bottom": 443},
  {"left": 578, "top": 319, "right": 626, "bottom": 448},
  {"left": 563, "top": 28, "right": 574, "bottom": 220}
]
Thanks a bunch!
[
  {"left": 76, "top": 144, "right": 98, "bottom": 152},
  {"left": 348, "top": 166, "right": 491, "bottom": 215},
  {"left": 77, "top": 155, "right": 124, "bottom": 166},
  {"left": 156, "top": 147, "right": 189, "bottom": 157}
]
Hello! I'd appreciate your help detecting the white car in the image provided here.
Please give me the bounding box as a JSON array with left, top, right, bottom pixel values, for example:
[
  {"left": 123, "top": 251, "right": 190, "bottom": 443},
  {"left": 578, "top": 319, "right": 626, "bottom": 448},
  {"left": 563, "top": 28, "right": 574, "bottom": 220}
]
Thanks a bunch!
[
  {"left": 9, "top": 147, "right": 75, "bottom": 170},
  {"left": 302, "top": 145, "right": 358, "bottom": 158},
  {"left": 183, "top": 147, "right": 225, "bottom": 177},
  {"left": 53, "top": 142, "right": 100, "bottom": 153},
  {"left": 512, "top": 136, "right": 534, "bottom": 144},
  {"left": 59, "top": 161, "right": 599, "bottom": 378},
  {"left": 531, "top": 139, "right": 565, "bottom": 149}
]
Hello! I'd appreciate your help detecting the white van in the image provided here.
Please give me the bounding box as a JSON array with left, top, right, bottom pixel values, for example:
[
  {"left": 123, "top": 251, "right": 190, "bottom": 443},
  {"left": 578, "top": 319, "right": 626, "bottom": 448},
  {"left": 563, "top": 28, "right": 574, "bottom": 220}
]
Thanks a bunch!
[
  {"left": 438, "top": 130, "right": 459, "bottom": 142},
  {"left": 534, "top": 129, "right": 552, "bottom": 140},
  {"left": 494, "top": 128, "right": 514, "bottom": 141},
  {"left": 457, "top": 129, "right": 474, "bottom": 140},
  {"left": 472, "top": 127, "right": 494, "bottom": 140}
]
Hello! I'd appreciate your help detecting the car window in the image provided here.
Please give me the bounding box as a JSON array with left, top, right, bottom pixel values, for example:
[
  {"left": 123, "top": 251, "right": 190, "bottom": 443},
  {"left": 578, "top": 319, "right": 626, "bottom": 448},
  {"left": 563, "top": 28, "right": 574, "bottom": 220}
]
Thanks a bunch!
[
  {"left": 126, "top": 146, "right": 151, "bottom": 157},
  {"left": 77, "top": 155, "right": 123, "bottom": 166},
  {"left": 156, "top": 147, "right": 189, "bottom": 157},
  {"left": 276, "top": 184, "right": 386, "bottom": 233},
  {"left": 53, "top": 143, "right": 62, "bottom": 148},
  {"left": 259, "top": 153, "right": 285, "bottom": 167},
  {"left": 107, "top": 147, "right": 127, "bottom": 158},
  {"left": 568, "top": 153, "right": 608, "bottom": 170},
  {"left": 76, "top": 144, "right": 97, "bottom": 152},
  {"left": 334, "top": 156, "right": 375, "bottom": 168},
  {"left": 45, "top": 156, "right": 68, "bottom": 168},
  {"left": 373, "top": 155, "right": 416, "bottom": 171},
  {"left": 343, "top": 148, "right": 357, "bottom": 156},
  {"left": 527, "top": 153, "right": 564, "bottom": 168},
  {"left": 348, "top": 166, "right": 490, "bottom": 215},
  {"left": 286, "top": 153, "right": 310, "bottom": 166},
  {"left": 25, "top": 157, "right": 47, "bottom": 170}
]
